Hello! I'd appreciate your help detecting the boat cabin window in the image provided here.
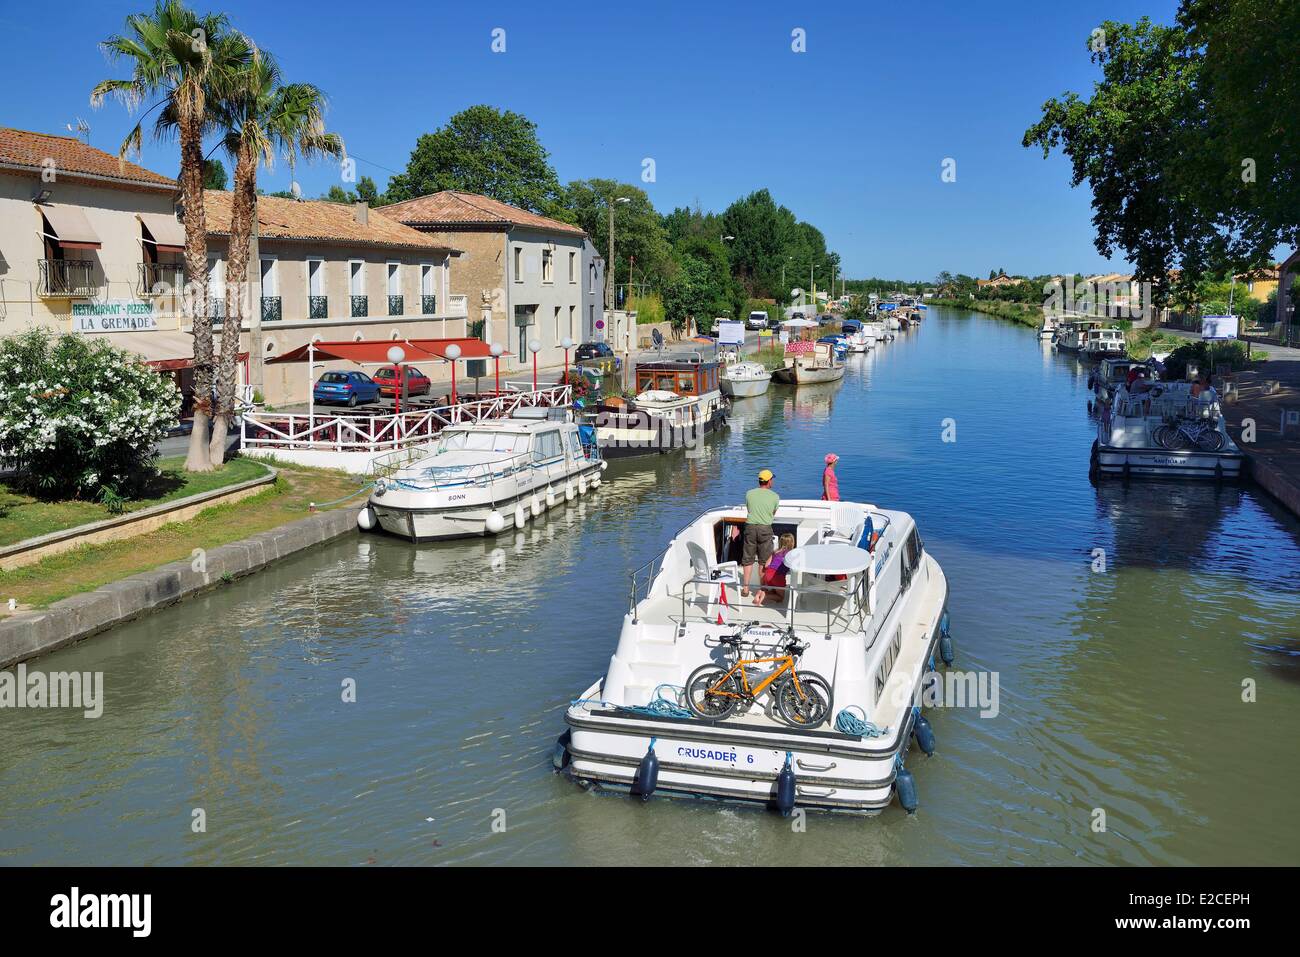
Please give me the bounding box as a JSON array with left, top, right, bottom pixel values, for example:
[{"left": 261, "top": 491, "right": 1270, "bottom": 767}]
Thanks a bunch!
[
  {"left": 712, "top": 517, "right": 800, "bottom": 565},
  {"left": 567, "top": 430, "right": 583, "bottom": 458},
  {"left": 439, "top": 431, "right": 528, "bottom": 454},
  {"left": 532, "top": 429, "right": 565, "bottom": 462}
]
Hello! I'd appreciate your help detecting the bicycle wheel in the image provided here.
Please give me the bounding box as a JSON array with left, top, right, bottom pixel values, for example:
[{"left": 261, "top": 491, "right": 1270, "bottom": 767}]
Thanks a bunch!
[
  {"left": 1152, "top": 425, "right": 1176, "bottom": 449},
  {"left": 776, "top": 671, "right": 833, "bottom": 728},
  {"left": 1195, "top": 429, "right": 1224, "bottom": 451},
  {"left": 685, "top": 665, "right": 742, "bottom": 721}
]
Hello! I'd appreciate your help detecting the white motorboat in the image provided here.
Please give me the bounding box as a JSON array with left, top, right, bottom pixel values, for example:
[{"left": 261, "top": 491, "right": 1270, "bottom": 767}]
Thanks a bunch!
[
  {"left": 558, "top": 499, "right": 954, "bottom": 815},
  {"left": 720, "top": 360, "right": 772, "bottom": 399},
  {"left": 362, "top": 412, "right": 607, "bottom": 540},
  {"left": 1039, "top": 315, "right": 1059, "bottom": 340},
  {"left": 1086, "top": 357, "right": 1150, "bottom": 414},
  {"left": 1083, "top": 326, "right": 1127, "bottom": 359},
  {"left": 1091, "top": 381, "right": 1243, "bottom": 480}
]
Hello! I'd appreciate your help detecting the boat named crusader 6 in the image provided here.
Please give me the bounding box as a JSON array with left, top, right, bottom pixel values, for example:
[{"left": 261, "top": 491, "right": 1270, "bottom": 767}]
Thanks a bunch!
[
  {"left": 771, "top": 342, "right": 846, "bottom": 385},
  {"left": 1091, "top": 380, "right": 1243, "bottom": 480},
  {"left": 361, "top": 411, "right": 606, "bottom": 540},
  {"left": 558, "top": 499, "right": 953, "bottom": 815}
]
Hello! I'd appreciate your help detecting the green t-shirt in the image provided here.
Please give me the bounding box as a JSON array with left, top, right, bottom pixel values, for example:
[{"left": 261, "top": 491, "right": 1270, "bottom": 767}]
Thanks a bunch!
[{"left": 745, "top": 487, "right": 779, "bottom": 526}]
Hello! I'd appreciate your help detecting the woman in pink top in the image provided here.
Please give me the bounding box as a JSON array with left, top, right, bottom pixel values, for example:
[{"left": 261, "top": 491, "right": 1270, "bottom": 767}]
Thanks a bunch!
[{"left": 822, "top": 453, "right": 840, "bottom": 501}]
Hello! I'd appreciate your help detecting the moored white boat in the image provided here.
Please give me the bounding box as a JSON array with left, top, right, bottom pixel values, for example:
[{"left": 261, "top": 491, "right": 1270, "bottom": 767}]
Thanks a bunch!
[
  {"left": 558, "top": 499, "right": 953, "bottom": 815},
  {"left": 1091, "top": 381, "right": 1243, "bottom": 480},
  {"left": 362, "top": 412, "right": 606, "bottom": 540},
  {"left": 720, "top": 360, "right": 772, "bottom": 399}
]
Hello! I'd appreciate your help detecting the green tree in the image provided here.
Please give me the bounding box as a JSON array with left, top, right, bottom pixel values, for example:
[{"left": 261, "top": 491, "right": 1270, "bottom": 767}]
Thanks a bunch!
[
  {"left": 563, "top": 178, "right": 674, "bottom": 295},
  {"left": 202, "top": 157, "right": 227, "bottom": 190},
  {"left": 1024, "top": 2, "right": 1300, "bottom": 296},
  {"left": 384, "top": 105, "right": 563, "bottom": 213}
]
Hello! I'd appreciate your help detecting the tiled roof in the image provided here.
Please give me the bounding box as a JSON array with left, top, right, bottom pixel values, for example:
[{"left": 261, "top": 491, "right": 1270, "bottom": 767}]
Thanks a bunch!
[
  {"left": 0, "top": 127, "right": 176, "bottom": 189},
  {"left": 378, "top": 190, "right": 585, "bottom": 236},
  {"left": 204, "top": 191, "right": 459, "bottom": 253}
]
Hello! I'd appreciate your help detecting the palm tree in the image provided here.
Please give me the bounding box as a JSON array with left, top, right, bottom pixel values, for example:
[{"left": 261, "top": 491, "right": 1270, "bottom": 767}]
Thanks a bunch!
[
  {"left": 91, "top": 1, "right": 246, "bottom": 472},
  {"left": 206, "top": 47, "right": 344, "bottom": 460}
]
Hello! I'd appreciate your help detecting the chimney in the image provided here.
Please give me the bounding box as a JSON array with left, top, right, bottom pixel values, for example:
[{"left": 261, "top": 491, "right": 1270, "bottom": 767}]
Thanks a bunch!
[{"left": 353, "top": 201, "right": 369, "bottom": 225}]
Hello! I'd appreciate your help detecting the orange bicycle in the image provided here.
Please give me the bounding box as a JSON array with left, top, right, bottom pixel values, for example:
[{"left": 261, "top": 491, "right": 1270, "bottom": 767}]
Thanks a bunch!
[{"left": 685, "top": 627, "right": 832, "bottom": 727}]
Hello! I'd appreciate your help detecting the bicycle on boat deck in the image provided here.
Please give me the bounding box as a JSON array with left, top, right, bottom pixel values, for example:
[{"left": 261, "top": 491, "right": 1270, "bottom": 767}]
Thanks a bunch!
[{"left": 684, "top": 626, "right": 832, "bottom": 727}]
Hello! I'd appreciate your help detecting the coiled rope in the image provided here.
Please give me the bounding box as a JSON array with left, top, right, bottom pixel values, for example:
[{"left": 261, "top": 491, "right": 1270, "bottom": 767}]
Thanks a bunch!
[
  {"left": 570, "top": 684, "right": 693, "bottom": 720},
  {"left": 834, "top": 705, "right": 890, "bottom": 738}
]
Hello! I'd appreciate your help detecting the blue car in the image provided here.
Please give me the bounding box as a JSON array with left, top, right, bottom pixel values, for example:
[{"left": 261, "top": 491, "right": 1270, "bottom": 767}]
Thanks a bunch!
[{"left": 314, "top": 370, "right": 381, "bottom": 407}]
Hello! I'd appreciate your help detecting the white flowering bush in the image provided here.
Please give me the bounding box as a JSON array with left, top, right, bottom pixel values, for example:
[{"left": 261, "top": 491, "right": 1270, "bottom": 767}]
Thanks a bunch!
[{"left": 0, "top": 329, "right": 181, "bottom": 499}]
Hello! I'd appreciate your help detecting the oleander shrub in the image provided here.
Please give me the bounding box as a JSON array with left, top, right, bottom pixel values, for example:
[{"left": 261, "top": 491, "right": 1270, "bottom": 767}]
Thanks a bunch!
[{"left": 0, "top": 328, "right": 180, "bottom": 499}]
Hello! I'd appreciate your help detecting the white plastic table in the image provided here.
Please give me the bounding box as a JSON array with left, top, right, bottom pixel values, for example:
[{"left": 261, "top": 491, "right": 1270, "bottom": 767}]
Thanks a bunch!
[{"left": 783, "top": 544, "right": 872, "bottom": 622}]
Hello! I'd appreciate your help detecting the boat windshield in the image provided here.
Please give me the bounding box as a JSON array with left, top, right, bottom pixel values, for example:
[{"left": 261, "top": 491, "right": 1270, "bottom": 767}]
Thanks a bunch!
[{"left": 437, "top": 430, "right": 529, "bottom": 454}]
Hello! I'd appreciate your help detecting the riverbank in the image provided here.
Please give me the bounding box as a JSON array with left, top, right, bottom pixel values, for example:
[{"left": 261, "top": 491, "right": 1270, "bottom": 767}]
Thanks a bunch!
[{"left": 929, "top": 297, "right": 1042, "bottom": 328}]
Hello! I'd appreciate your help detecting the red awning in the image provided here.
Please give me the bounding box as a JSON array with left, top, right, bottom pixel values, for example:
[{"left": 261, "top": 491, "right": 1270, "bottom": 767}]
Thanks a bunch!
[{"left": 267, "top": 337, "right": 492, "bottom": 365}]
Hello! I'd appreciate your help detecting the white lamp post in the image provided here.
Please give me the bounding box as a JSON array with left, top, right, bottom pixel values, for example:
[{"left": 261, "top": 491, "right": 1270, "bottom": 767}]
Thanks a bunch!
[
  {"left": 387, "top": 345, "right": 406, "bottom": 418},
  {"left": 444, "top": 342, "right": 461, "bottom": 405},
  {"left": 560, "top": 336, "right": 575, "bottom": 386},
  {"left": 489, "top": 341, "right": 504, "bottom": 395},
  {"left": 528, "top": 338, "right": 542, "bottom": 392}
]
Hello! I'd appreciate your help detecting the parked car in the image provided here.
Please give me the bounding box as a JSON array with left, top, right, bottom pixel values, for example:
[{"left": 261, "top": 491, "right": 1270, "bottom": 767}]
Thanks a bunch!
[
  {"left": 313, "top": 371, "right": 381, "bottom": 407},
  {"left": 372, "top": 365, "right": 432, "bottom": 398},
  {"left": 747, "top": 310, "right": 771, "bottom": 330},
  {"left": 575, "top": 341, "right": 619, "bottom": 379}
]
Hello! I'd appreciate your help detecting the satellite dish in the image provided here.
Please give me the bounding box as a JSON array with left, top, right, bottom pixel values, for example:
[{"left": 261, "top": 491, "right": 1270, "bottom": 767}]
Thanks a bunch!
[
  {"left": 290, "top": 181, "right": 302, "bottom": 200},
  {"left": 791, "top": 287, "right": 803, "bottom": 300}
]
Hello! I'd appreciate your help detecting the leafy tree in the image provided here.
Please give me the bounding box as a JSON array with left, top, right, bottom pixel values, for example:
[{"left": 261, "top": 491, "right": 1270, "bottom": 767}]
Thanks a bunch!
[
  {"left": 1024, "top": 1, "right": 1300, "bottom": 298},
  {"left": 355, "top": 175, "right": 379, "bottom": 205},
  {"left": 202, "top": 158, "right": 227, "bottom": 190},
  {"left": 384, "top": 105, "right": 564, "bottom": 213},
  {"left": 563, "top": 178, "right": 674, "bottom": 294}
]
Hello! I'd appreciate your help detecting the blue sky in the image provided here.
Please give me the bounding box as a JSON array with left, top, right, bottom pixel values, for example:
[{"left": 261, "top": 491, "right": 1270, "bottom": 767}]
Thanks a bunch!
[{"left": 0, "top": 0, "right": 1179, "bottom": 279}]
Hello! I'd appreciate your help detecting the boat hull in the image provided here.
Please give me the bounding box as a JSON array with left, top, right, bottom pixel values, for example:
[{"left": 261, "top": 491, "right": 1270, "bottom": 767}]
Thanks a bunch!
[
  {"left": 1092, "top": 441, "right": 1244, "bottom": 480},
  {"left": 772, "top": 363, "right": 845, "bottom": 385},
  {"left": 596, "top": 407, "right": 729, "bottom": 458},
  {"left": 370, "top": 459, "right": 605, "bottom": 541},
  {"left": 720, "top": 376, "right": 771, "bottom": 399}
]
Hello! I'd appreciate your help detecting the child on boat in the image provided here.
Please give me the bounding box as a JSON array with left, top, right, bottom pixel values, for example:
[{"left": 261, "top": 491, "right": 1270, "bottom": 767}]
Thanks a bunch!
[{"left": 754, "top": 533, "right": 797, "bottom": 606}]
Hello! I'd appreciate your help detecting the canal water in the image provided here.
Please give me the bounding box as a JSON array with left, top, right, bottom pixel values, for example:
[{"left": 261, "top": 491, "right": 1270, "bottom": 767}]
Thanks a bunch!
[{"left": 4, "top": 306, "right": 1300, "bottom": 866}]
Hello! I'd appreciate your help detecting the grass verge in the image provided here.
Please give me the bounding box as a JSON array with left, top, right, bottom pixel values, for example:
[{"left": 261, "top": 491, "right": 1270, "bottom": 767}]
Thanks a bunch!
[
  {"left": 0, "top": 456, "right": 271, "bottom": 547},
  {"left": 0, "top": 465, "right": 362, "bottom": 611}
]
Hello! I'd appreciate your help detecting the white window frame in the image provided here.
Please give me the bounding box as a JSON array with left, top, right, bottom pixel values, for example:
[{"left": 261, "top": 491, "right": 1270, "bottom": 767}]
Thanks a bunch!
[
  {"left": 306, "top": 257, "right": 325, "bottom": 298},
  {"left": 569, "top": 304, "right": 576, "bottom": 339},
  {"left": 349, "top": 259, "right": 365, "bottom": 296},
  {"left": 386, "top": 260, "right": 401, "bottom": 297},
  {"left": 568, "top": 250, "right": 577, "bottom": 284},
  {"left": 259, "top": 254, "right": 278, "bottom": 297},
  {"left": 542, "top": 247, "right": 554, "bottom": 284},
  {"left": 513, "top": 246, "right": 523, "bottom": 283}
]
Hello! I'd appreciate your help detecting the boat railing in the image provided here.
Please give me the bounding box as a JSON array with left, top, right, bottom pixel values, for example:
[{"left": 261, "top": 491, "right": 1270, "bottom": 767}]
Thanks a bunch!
[
  {"left": 370, "top": 447, "right": 589, "bottom": 492},
  {"left": 628, "top": 551, "right": 667, "bottom": 622}
]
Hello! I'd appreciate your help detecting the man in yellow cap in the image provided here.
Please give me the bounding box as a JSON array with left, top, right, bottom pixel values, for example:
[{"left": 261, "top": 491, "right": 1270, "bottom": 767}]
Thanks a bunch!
[{"left": 742, "top": 468, "right": 780, "bottom": 597}]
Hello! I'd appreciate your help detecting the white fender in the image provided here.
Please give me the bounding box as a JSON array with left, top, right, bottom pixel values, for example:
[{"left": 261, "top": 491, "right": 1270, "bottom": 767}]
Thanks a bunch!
[
  {"left": 514, "top": 505, "right": 527, "bottom": 529},
  {"left": 566, "top": 482, "right": 577, "bottom": 501},
  {"left": 546, "top": 486, "right": 557, "bottom": 507},
  {"left": 530, "top": 494, "right": 544, "bottom": 515},
  {"left": 485, "top": 511, "right": 506, "bottom": 534},
  {"left": 357, "top": 505, "right": 377, "bottom": 531}
]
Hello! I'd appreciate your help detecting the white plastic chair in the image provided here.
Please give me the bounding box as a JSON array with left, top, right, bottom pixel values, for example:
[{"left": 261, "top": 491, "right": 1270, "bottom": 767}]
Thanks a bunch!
[
  {"left": 818, "top": 503, "right": 864, "bottom": 546},
  {"left": 686, "top": 540, "right": 740, "bottom": 613}
]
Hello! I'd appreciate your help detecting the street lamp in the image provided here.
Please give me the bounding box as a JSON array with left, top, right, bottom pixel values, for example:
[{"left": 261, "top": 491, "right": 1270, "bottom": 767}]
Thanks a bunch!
[
  {"left": 607, "top": 196, "right": 631, "bottom": 308},
  {"left": 528, "top": 338, "right": 542, "bottom": 392},
  {"left": 560, "top": 336, "right": 575, "bottom": 386},
  {"left": 445, "top": 342, "right": 461, "bottom": 406},
  {"left": 490, "top": 342, "right": 504, "bottom": 395},
  {"left": 387, "top": 345, "right": 406, "bottom": 431}
]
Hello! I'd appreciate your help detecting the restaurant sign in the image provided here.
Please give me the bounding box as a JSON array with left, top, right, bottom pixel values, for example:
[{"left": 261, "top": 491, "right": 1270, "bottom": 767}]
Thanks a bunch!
[{"left": 71, "top": 300, "right": 158, "bottom": 333}]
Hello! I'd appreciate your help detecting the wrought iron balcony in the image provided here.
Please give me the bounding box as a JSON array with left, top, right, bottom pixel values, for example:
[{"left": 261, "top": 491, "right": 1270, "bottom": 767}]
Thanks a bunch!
[
  {"left": 38, "top": 259, "right": 97, "bottom": 297},
  {"left": 309, "top": 295, "right": 329, "bottom": 320},
  {"left": 210, "top": 297, "right": 226, "bottom": 325},
  {"left": 351, "top": 294, "right": 368, "bottom": 318},
  {"left": 388, "top": 294, "right": 404, "bottom": 316},
  {"left": 421, "top": 294, "right": 437, "bottom": 315},
  {"left": 137, "top": 262, "right": 185, "bottom": 296},
  {"left": 261, "top": 296, "right": 282, "bottom": 322}
]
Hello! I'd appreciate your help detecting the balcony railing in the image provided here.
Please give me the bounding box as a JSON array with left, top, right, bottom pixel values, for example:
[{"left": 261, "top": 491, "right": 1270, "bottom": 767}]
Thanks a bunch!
[
  {"left": 309, "top": 295, "right": 329, "bottom": 320},
  {"left": 388, "top": 294, "right": 404, "bottom": 316},
  {"left": 448, "top": 293, "right": 468, "bottom": 316},
  {"left": 38, "top": 259, "right": 97, "bottom": 297},
  {"left": 421, "top": 294, "right": 437, "bottom": 315},
  {"left": 351, "top": 294, "right": 368, "bottom": 318},
  {"left": 261, "top": 296, "right": 282, "bottom": 322},
  {"left": 137, "top": 262, "right": 185, "bottom": 296},
  {"left": 210, "top": 297, "right": 226, "bottom": 325}
]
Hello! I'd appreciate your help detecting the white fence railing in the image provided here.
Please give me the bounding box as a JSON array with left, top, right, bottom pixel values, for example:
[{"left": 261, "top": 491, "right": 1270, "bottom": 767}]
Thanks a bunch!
[
  {"left": 239, "top": 385, "right": 572, "bottom": 453},
  {"left": 448, "top": 294, "right": 469, "bottom": 316}
]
